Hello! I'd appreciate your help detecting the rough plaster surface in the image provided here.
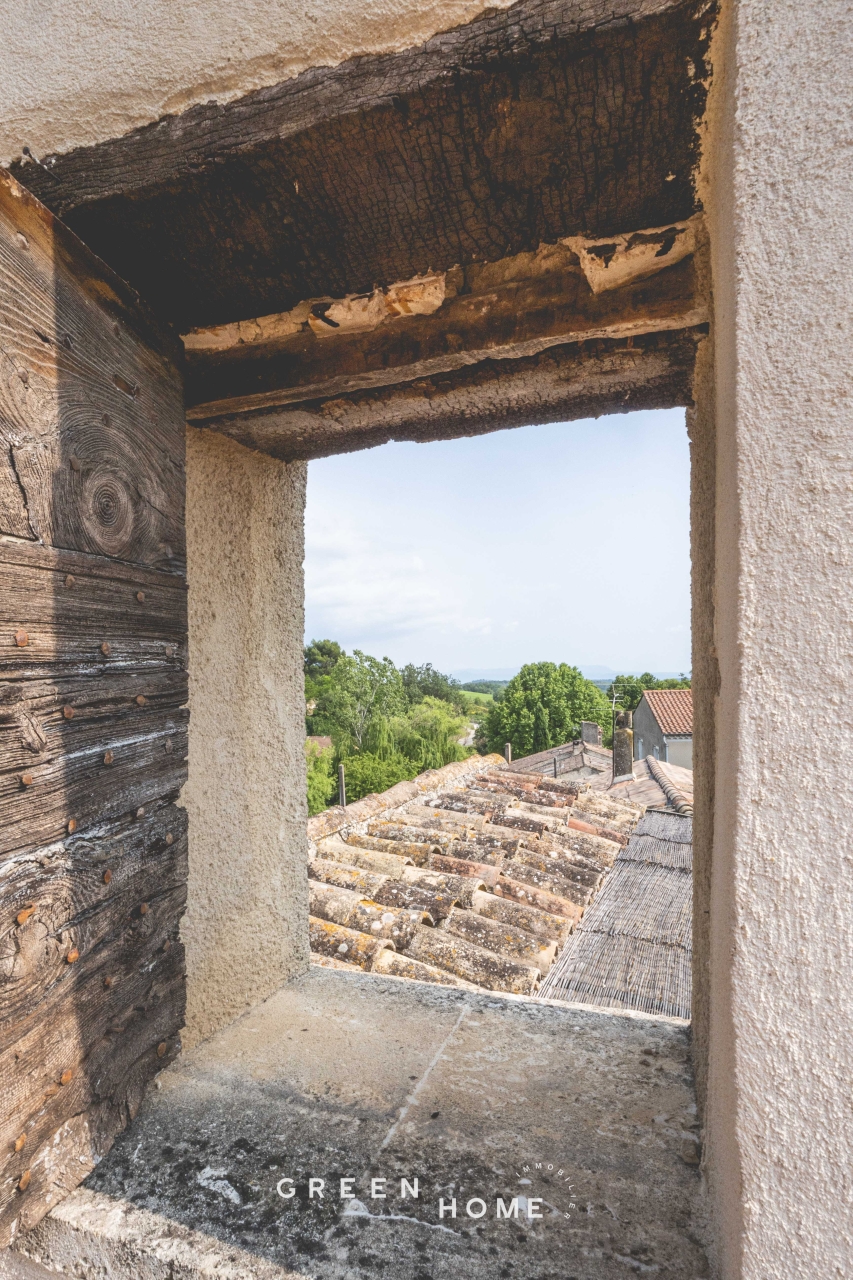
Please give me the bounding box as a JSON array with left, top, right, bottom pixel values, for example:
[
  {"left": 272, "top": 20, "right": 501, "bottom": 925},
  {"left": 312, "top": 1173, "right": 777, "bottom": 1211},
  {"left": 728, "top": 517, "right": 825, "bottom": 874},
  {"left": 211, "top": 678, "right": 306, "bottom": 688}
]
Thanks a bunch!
[
  {"left": 14, "top": 968, "right": 709, "bottom": 1278},
  {"left": 182, "top": 427, "right": 309, "bottom": 1048},
  {"left": 0, "top": 0, "right": 515, "bottom": 164},
  {"left": 701, "top": 2, "right": 853, "bottom": 1276}
]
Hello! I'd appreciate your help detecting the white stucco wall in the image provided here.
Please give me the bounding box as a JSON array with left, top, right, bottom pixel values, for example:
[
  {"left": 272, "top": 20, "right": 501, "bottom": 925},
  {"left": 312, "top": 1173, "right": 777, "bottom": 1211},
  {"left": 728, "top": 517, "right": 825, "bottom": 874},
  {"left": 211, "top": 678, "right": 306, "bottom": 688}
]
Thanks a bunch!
[
  {"left": 181, "top": 428, "right": 309, "bottom": 1047},
  {"left": 702, "top": 1, "right": 853, "bottom": 1276},
  {"left": 0, "top": 0, "right": 515, "bottom": 164}
]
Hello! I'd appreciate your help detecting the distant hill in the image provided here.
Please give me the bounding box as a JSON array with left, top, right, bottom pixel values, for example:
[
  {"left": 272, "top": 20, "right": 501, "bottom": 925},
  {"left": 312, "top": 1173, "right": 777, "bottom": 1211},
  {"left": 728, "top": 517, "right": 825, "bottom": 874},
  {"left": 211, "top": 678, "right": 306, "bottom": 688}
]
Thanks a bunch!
[{"left": 460, "top": 680, "right": 509, "bottom": 696}]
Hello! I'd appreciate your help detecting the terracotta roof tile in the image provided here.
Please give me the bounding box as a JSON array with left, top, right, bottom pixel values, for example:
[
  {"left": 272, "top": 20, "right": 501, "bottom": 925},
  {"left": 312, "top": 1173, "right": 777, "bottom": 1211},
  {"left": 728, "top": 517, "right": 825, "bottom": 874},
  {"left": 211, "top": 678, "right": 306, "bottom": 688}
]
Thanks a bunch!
[{"left": 642, "top": 688, "right": 693, "bottom": 735}]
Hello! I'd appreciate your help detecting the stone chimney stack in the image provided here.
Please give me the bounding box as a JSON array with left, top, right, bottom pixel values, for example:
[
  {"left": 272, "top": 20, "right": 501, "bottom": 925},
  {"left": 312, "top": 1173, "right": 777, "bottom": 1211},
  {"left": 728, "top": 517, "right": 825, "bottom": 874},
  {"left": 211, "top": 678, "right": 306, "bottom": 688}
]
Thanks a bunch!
[
  {"left": 612, "top": 710, "right": 634, "bottom": 784},
  {"left": 580, "top": 720, "right": 602, "bottom": 746}
]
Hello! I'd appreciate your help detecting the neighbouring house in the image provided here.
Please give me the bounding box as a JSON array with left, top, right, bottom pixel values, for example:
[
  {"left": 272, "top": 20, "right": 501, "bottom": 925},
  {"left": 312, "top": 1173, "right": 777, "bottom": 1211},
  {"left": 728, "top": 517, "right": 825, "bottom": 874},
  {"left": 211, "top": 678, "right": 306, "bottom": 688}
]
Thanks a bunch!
[{"left": 634, "top": 689, "right": 693, "bottom": 769}]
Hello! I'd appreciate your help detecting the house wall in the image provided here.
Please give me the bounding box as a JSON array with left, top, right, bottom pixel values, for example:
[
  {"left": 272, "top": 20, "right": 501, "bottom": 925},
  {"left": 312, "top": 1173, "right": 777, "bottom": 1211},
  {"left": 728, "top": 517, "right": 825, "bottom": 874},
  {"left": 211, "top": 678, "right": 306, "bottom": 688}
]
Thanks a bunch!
[
  {"left": 0, "top": 0, "right": 515, "bottom": 164},
  {"left": 697, "top": 1, "right": 853, "bottom": 1276},
  {"left": 181, "top": 428, "right": 309, "bottom": 1047},
  {"left": 664, "top": 737, "right": 692, "bottom": 770},
  {"left": 632, "top": 698, "right": 666, "bottom": 762}
]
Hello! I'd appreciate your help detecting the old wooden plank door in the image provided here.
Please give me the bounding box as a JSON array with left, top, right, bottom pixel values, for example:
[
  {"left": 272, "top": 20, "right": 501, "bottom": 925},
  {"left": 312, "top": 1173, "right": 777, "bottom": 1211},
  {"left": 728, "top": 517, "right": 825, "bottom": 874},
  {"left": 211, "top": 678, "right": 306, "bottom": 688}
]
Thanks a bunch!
[{"left": 0, "top": 172, "right": 188, "bottom": 1243}]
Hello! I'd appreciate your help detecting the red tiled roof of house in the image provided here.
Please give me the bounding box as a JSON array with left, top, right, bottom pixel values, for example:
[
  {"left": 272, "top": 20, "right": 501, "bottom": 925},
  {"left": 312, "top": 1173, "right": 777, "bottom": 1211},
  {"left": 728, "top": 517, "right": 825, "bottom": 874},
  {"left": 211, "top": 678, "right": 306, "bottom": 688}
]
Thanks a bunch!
[{"left": 643, "top": 689, "right": 693, "bottom": 735}]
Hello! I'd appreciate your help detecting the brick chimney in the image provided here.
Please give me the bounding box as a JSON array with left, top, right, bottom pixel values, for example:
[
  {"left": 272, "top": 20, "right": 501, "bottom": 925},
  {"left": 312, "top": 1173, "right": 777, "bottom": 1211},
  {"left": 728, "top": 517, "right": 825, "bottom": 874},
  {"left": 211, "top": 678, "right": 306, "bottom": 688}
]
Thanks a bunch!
[{"left": 612, "top": 709, "right": 634, "bottom": 783}]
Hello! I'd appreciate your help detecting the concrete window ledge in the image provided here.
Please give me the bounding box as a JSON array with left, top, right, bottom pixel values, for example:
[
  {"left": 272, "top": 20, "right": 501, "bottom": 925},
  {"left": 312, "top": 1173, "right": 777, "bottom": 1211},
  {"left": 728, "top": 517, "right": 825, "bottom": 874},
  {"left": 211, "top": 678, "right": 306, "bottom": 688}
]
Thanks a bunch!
[{"left": 7, "top": 968, "right": 709, "bottom": 1280}]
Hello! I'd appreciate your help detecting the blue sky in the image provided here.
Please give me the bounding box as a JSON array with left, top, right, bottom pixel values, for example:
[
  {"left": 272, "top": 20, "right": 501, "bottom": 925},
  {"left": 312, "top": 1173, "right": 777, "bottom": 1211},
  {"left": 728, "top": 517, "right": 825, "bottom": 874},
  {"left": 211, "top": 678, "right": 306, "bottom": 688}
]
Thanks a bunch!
[{"left": 304, "top": 407, "right": 691, "bottom": 677}]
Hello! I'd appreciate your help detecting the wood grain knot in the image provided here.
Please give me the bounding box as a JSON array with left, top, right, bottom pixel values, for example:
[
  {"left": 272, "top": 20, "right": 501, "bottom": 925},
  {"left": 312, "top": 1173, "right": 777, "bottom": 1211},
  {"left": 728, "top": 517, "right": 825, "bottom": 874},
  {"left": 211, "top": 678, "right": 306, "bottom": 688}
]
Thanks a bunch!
[
  {"left": 82, "top": 467, "right": 137, "bottom": 559},
  {"left": 14, "top": 629, "right": 28, "bottom": 647},
  {"left": 113, "top": 373, "right": 138, "bottom": 398}
]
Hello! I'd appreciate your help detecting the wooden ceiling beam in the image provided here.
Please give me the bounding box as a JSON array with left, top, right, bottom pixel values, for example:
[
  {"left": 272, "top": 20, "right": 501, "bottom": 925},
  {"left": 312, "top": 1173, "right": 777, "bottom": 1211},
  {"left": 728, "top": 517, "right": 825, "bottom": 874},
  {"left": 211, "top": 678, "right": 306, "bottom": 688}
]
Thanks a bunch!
[
  {"left": 190, "top": 326, "right": 707, "bottom": 462},
  {"left": 10, "top": 0, "right": 714, "bottom": 332},
  {"left": 185, "top": 239, "right": 705, "bottom": 421}
]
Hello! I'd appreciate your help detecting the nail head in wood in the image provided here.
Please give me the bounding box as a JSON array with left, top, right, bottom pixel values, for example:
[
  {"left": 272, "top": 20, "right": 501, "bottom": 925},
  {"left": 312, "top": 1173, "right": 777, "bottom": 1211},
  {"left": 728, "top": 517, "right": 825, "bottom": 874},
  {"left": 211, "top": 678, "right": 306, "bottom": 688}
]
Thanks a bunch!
[
  {"left": 157, "top": 1041, "right": 167, "bottom": 1057},
  {"left": 136, "top": 591, "right": 145, "bottom": 603},
  {"left": 135, "top": 806, "right": 145, "bottom": 819},
  {"left": 135, "top": 694, "right": 147, "bottom": 706},
  {"left": 20, "top": 773, "right": 33, "bottom": 787},
  {"left": 162, "top": 939, "right": 171, "bottom": 952},
  {"left": 18, "top": 369, "right": 28, "bottom": 386},
  {"left": 165, "top": 832, "right": 174, "bottom": 845},
  {"left": 139, "top": 902, "right": 149, "bottom": 915},
  {"left": 60, "top": 1069, "right": 74, "bottom": 1085},
  {"left": 65, "top": 574, "right": 75, "bottom": 587},
  {"left": 17, "top": 1170, "right": 31, "bottom": 1192},
  {"left": 16, "top": 232, "right": 28, "bottom": 250},
  {"left": 165, "top": 644, "right": 175, "bottom": 658},
  {"left": 103, "top": 868, "right": 112, "bottom": 884},
  {"left": 14, "top": 1134, "right": 26, "bottom": 1153},
  {"left": 16, "top": 905, "right": 35, "bottom": 926},
  {"left": 103, "top": 750, "right": 114, "bottom": 765},
  {"left": 69, "top": 455, "right": 81, "bottom": 472},
  {"left": 67, "top": 818, "right": 77, "bottom": 834},
  {"left": 66, "top": 948, "right": 79, "bottom": 964},
  {"left": 14, "top": 628, "right": 28, "bottom": 647},
  {"left": 63, "top": 705, "right": 75, "bottom": 720},
  {"left": 104, "top": 975, "right": 115, "bottom": 988},
  {"left": 100, "top": 641, "right": 111, "bottom": 656}
]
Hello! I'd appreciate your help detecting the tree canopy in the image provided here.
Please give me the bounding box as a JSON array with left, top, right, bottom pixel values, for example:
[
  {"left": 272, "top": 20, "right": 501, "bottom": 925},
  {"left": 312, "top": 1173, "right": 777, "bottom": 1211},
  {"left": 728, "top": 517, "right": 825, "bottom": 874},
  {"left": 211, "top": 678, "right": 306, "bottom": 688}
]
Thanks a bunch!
[
  {"left": 305, "top": 648, "right": 470, "bottom": 808},
  {"left": 483, "top": 662, "right": 611, "bottom": 759},
  {"left": 607, "top": 672, "right": 691, "bottom": 712}
]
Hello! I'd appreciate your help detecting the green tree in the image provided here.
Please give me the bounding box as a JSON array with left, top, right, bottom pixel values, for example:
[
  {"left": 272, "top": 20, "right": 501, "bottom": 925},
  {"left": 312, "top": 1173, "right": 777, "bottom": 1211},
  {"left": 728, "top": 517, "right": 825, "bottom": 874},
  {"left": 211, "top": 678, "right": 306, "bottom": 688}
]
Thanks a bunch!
[
  {"left": 314, "top": 650, "right": 406, "bottom": 755},
  {"left": 304, "top": 639, "right": 344, "bottom": 680},
  {"left": 305, "top": 740, "right": 336, "bottom": 815},
  {"left": 484, "top": 662, "right": 611, "bottom": 759},
  {"left": 400, "top": 662, "right": 463, "bottom": 710},
  {"left": 338, "top": 752, "right": 421, "bottom": 804},
  {"left": 607, "top": 672, "right": 691, "bottom": 712},
  {"left": 390, "top": 696, "right": 470, "bottom": 770}
]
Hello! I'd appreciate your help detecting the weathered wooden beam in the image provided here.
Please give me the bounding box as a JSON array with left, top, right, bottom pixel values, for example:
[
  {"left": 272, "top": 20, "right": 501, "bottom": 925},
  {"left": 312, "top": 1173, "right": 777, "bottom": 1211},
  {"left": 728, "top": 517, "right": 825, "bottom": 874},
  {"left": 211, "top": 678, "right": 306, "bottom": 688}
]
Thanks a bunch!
[
  {"left": 10, "top": 0, "right": 714, "bottom": 330},
  {"left": 185, "top": 245, "right": 705, "bottom": 421},
  {"left": 0, "top": 172, "right": 188, "bottom": 1243},
  {"left": 192, "top": 327, "right": 705, "bottom": 462}
]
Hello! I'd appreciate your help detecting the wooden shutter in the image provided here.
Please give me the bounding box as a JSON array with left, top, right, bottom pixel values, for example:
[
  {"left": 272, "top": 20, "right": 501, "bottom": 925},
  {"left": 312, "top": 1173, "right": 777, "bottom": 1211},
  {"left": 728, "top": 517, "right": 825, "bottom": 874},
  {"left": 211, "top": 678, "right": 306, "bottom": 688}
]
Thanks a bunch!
[{"left": 0, "top": 172, "right": 188, "bottom": 1243}]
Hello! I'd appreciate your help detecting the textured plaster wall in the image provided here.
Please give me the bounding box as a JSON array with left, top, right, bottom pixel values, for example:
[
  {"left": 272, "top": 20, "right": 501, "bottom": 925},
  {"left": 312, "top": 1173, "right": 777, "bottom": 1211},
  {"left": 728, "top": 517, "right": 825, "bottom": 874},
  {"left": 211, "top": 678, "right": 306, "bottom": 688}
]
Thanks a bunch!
[
  {"left": 701, "top": 1, "right": 853, "bottom": 1275},
  {"left": 181, "top": 428, "right": 309, "bottom": 1048},
  {"left": 0, "top": 0, "right": 515, "bottom": 164}
]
